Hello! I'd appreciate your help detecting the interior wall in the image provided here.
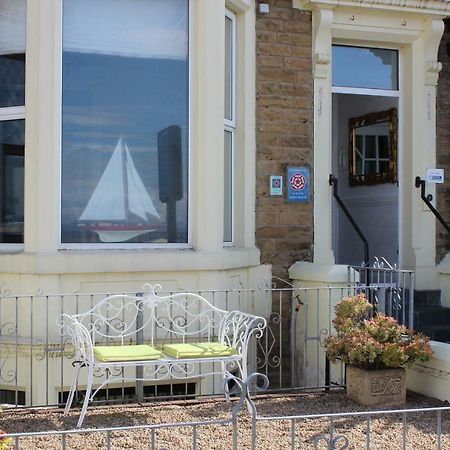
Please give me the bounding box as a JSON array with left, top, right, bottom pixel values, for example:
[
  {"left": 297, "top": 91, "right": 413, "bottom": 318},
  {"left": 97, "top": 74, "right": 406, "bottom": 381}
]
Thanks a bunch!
[{"left": 332, "top": 93, "right": 399, "bottom": 265}]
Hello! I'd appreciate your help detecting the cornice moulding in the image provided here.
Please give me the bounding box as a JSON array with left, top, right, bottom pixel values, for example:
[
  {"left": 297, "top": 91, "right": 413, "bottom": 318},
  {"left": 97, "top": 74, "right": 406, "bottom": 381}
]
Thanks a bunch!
[{"left": 293, "top": 0, "right": 450, "bottom": 16}]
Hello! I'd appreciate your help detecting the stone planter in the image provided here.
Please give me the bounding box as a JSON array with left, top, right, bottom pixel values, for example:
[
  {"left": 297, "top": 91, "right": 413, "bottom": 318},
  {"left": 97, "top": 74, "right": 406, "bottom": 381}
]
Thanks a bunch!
[{"left": 346, "top": 366, "right": 406, "bottom": 407}]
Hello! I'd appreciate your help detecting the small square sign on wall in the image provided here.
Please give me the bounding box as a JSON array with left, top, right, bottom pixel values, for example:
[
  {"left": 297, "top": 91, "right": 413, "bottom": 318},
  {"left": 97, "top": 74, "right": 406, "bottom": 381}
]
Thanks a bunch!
[
  {"left": 286, "top": 167, "right": 309, "bottom": 203},
  {"left": 269, "top": 175, "right": 283, "bottom": 196}
]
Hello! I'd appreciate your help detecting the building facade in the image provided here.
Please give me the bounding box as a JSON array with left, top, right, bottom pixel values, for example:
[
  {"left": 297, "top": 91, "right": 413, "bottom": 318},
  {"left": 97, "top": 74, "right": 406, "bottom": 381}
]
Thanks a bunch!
[{"left": 2, "top": 0, "right": 450, "bottom": 403}]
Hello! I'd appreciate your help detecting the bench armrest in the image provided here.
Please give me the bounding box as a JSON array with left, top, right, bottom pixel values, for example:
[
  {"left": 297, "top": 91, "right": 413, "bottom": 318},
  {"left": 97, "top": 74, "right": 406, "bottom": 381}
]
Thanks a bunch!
[
  {"left": 219, "top": 311, "right": 267, "bottom": 357},
  {"left": 60, "top": 314, "right": 94, "bottom": 365}
]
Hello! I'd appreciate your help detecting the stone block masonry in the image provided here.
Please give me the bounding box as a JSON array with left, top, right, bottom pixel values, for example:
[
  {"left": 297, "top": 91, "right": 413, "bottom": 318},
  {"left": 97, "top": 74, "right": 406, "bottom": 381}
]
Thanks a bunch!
[{"left": 255, "top": 0, "right": 313, "bottom": 279}]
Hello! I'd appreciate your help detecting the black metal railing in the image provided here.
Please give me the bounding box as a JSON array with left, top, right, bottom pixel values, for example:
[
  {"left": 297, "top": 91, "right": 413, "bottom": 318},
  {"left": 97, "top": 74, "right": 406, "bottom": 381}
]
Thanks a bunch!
[
  {"left": 329, "top": 174, "right": 369, "bottom": 264},
  {"left": 415, "top": 176, "right": 450, "bottom": 233}
]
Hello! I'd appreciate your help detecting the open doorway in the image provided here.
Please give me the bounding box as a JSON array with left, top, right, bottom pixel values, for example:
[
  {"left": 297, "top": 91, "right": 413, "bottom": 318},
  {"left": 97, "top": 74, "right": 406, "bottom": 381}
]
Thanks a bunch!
[{"left": 331, "top": 45, "right": 400, "bottom": 266}]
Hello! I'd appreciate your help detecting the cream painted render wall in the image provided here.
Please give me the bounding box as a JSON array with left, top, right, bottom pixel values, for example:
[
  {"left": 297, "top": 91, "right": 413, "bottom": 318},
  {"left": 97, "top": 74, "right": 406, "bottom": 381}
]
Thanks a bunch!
[{"left": 0, "top": 0, "right": 266, "bottom": 297}]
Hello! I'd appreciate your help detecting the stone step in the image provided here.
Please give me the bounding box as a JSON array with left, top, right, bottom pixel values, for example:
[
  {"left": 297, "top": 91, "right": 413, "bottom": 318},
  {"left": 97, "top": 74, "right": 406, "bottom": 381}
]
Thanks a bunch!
[
  {"left": 413, "top": 324, "right": 450, "bottom": 343},
  {"left": 413, "top": 306, "right": 450, "bottom": 327},
  {"left": 413, "top": 290, "right": 442, "bottom": 308}
]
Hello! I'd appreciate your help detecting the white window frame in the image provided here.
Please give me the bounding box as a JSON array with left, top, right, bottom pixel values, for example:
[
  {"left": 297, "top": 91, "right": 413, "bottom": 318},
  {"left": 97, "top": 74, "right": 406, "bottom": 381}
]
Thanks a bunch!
[
  {"left": 58, "top": 0, "right": 192, "bottom": 250},
  {"left": 223, "top": 8, "right": 236, "bottom": 246}
]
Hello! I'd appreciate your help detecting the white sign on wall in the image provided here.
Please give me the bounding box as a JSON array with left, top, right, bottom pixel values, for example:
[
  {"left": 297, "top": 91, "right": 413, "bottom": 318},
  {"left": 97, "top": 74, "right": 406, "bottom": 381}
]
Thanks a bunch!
[{"left": 426, "top": 168, "right": 444, "bottom": 184}]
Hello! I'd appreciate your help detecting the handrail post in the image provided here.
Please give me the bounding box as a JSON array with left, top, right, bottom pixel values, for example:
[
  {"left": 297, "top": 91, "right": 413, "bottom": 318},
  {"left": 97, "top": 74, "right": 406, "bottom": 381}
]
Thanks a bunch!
[
  {"left": 329, "top": 174, "right": 369, "bottom": 265},
  {"left": 415, "top": 176, "right": 450, "bottom": 233}
]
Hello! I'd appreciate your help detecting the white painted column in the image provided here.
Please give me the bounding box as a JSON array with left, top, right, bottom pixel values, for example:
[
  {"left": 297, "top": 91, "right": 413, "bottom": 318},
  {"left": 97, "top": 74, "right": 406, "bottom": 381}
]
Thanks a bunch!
[
  {"left": 312, "top": 8, "right": 335, "bottom": 265},
  {"left": 409, "top": 19, "right": 444, "bottom": 287},
  {"left": 192, "top": 0, "right": 225, "bottom": 251},
  {"left": 24, "top": 0, "right": 62, "bottom": 254}
]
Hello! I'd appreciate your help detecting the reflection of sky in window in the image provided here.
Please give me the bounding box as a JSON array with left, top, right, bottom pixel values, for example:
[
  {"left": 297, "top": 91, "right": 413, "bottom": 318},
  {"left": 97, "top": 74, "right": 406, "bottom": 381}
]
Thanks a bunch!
[
  {"left": 61, "top": 54, "right": 189, "bottom": 242},
  {"left": 61, "top": 0, "right": 189, "bottom": 243},
  {"left": 332, "top": 46, "right": 398, "bottom": 90}
]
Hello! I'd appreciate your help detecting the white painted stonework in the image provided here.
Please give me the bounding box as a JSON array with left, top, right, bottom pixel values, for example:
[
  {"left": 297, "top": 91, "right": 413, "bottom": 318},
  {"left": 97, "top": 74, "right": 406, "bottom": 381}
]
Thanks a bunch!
[
  {"left": 291, "top": 0, "right": 450, "bottom": 405},
  {"left": 293, "top": 0, "right": 447, "bottom": 289},
  {"left": 0, "top": 0, "right": 266, "bottom": 297}
]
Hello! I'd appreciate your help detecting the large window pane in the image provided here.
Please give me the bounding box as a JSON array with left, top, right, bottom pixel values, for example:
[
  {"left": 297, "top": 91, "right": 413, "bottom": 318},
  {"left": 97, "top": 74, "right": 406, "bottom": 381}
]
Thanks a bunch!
[
  {"left": 61, "top": 0, "right": 189, "bottom": 244},
  {"left": 0, "top": 0, "right": 26, "bottom": 108},
  {"left": 332, "top": 45, "right": 398, "bottom": 90},
  {"left": 0, "top": 119, "right": 24, "bottom": 243}
]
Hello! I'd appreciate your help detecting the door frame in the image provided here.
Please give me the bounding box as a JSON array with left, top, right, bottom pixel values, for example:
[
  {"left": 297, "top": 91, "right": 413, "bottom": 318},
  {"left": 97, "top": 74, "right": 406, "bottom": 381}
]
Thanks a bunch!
[{"left": 295, "top": 0, "right": 445, "bottom": 286}]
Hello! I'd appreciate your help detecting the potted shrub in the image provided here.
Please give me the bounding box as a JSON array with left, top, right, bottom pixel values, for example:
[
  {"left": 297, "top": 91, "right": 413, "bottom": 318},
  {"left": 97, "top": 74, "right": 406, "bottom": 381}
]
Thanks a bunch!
[{"left": 324, "top": 294, "right": 433, "bottom": 407}]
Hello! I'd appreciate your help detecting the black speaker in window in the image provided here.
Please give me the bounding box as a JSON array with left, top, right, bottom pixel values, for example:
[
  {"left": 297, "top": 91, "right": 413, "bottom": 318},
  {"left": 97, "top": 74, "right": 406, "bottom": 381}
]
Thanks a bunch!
[{"left": 157, "top": 125, "right": 183, "bottom": 203}]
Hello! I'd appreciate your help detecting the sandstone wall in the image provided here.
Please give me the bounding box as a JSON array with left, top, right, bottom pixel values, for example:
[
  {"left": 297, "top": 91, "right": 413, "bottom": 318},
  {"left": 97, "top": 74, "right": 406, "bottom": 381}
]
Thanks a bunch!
[
  {"left": 436, "top": 20, "right": 450, "bottom": 262},
  {"left": 255, "top": 0, "right": 314, "bottom": 279}
]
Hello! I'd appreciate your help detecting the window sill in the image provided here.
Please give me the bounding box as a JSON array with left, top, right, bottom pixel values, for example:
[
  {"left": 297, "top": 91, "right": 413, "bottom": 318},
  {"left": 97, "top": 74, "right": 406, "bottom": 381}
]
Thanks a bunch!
[{"left": 0, "top": 246, "right": 260, "bottom": 274}]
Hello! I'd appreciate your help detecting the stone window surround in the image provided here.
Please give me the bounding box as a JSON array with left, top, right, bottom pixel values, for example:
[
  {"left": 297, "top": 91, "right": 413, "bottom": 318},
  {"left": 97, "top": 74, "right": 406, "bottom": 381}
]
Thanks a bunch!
[{"left": 293, "top": 0, "right": 449, "bottom": 286}]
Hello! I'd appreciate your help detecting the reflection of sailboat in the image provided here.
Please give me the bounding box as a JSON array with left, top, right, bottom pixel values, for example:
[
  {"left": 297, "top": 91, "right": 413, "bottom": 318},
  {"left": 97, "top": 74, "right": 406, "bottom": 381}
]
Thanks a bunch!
[{"left": 79, "top": 137, "right": 160, "bottom": 243}]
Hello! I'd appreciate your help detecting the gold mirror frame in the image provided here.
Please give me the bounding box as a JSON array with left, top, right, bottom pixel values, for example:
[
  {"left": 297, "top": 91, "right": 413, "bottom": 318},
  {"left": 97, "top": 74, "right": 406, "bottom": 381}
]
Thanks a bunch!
[{"left": 348, "top": 108, "right": 398, "bottom": 187}]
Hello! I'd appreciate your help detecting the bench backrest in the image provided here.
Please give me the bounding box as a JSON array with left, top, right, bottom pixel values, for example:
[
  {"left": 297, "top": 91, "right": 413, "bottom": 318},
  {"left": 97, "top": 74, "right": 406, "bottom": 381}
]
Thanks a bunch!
[{"left": 63, "top": 288, "right": 230, "bottom": 347}]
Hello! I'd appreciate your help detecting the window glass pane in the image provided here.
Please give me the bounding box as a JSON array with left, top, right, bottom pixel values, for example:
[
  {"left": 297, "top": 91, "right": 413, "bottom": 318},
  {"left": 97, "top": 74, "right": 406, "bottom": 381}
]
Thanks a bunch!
[
  {"left": 365, "top": 135, "right": 376, "bottom": 158},
  {"left": 224, "top": 130, "right": 232, "bottom": 242},
  {"left": 225, "top": 15, "right": 233, "bottom": 121},
  {"left": 61, "top": 0, "right": 189, "bottom": 244},
  {"left": 332, "top": 45, "right": 398, "bottom": 90},
  {"left": 0, "top": 119, "right": 24, "bottom": 243},
  {"left": 378, "top": 135, "right": 389, "bottom": 158},
  {"left": 0, "top": 0, "right": 26, "bottom": 107}
]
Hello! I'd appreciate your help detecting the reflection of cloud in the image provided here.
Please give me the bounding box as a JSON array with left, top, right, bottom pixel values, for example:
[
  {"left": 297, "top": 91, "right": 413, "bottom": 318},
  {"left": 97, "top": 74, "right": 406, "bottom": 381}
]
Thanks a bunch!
[{"left": 63, "top": 108, "right": 122, "bottom": 127}]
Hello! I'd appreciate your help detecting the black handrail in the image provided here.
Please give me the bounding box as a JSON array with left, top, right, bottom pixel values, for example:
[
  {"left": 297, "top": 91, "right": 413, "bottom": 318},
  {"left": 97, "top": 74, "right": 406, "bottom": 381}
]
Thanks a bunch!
[
  {"left": 329, "top": 174, "right": 369, "bottom": 264},
  {"left": 415, "top": 176, "right": 450, "bottom": 234}
]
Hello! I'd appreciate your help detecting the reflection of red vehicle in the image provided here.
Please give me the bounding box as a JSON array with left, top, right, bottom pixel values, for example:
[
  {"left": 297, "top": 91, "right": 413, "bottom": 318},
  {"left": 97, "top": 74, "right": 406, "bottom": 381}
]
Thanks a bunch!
[{"left": 78, "top": 137, "right": 161, "bottom": 243}]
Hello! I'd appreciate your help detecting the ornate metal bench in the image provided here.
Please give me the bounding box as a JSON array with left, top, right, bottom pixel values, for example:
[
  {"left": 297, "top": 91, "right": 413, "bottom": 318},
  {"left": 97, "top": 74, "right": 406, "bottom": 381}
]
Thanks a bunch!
[{"left": 60, "top": 285, "right": 267, "bottom": 427}]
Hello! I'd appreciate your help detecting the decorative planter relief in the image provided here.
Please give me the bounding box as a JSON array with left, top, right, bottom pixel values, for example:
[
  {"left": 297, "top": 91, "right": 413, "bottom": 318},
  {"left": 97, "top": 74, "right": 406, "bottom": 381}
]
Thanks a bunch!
[{"left": 346, "top": 366, "right": 406, "bottom": 407}]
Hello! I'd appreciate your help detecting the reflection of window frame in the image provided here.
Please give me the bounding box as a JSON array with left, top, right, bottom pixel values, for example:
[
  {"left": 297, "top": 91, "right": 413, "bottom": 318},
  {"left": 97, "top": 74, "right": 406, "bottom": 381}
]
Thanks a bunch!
[
  {"left": 348, "top": 108, "right": 398, "bottom": 186},
  {"left": 224, "top": 8, "right": 236, "bottom": 245},
  {"left": 354, "top": 125, "right": 390, "bottom": 175}
]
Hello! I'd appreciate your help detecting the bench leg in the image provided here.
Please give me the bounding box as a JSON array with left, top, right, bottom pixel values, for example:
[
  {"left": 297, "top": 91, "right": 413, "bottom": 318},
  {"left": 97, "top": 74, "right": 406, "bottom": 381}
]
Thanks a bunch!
[
  {"left": 240, "top": 361, "right": 248, "bottom": 380},
  {"left": 77, "top": 366, "right": 94, "bottom": 428},
  {"left": 64, "top": 363, "right": 81, "bottom": 415}
]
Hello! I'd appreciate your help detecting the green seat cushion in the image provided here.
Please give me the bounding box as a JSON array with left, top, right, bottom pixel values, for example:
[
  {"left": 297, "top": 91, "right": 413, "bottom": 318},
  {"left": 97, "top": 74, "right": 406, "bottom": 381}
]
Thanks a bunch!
[
  {"left": 162, "top": 342, "right": 236, "bottom": 359},
  {"left": 93, "top": 344, "right": 162, "bottom": 362}
]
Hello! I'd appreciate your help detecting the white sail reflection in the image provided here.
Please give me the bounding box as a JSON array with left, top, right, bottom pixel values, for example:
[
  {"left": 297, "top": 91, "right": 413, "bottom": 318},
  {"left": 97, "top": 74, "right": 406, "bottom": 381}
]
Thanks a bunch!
[{"left": 79, "top": 137, "right": 160, "bottom": 243}]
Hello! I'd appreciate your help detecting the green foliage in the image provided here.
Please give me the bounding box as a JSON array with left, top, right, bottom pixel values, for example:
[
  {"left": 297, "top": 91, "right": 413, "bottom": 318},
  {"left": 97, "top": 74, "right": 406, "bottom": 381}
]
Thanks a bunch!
[
  {"left": 0, "top": 430, "right": 11, "bottom": 450},
  {"left": 324, "top": 294, "right": 433, "bottom": 370}
]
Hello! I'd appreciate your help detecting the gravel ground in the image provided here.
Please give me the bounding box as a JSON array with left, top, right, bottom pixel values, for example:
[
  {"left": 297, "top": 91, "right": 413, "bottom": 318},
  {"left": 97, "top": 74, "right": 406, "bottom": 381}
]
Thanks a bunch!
[{"left": 0, "top": 392, "right": 449, "bottom": 449}]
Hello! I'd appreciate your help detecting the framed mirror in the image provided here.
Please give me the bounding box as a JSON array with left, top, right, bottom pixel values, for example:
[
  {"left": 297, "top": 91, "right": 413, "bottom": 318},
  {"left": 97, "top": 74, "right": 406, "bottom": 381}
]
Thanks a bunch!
[{"left": 348, "top": 108, "right": 397, "bottom": 186}]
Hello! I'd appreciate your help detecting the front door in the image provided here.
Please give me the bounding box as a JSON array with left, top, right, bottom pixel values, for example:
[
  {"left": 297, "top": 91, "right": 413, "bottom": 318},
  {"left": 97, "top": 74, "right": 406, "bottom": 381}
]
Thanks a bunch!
[{"left": 331, "top": 45, "right": 400, "bottom": 266}]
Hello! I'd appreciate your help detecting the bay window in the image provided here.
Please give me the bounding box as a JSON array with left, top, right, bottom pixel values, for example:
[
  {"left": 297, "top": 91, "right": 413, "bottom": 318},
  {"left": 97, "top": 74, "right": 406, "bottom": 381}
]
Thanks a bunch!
[
  {"left": 61, "top": 0, "right": 189, "bottom": 245},
  {"left": 0, "top": 0, "right": 26, "bottom": 245}
]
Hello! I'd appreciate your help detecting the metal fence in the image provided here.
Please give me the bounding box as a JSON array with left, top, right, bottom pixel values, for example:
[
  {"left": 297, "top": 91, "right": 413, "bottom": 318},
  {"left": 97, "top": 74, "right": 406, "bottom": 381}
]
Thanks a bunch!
[
  {"left": 3, "top": 375, "right": 450, "bottom": 450},
  {"left": 0, "top": 283, "right": 383, "bottom": 409},
  {"left": 348, "top": 258, "right": 415, "bottom": 328}
]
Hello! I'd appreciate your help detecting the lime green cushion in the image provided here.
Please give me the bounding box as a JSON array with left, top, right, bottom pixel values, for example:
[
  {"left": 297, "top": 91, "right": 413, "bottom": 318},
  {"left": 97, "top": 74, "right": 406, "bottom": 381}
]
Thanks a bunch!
[
  {"left": 162, "top": 342, "right": 236, "bottom": 359},
  {"left": 93, "top": 344, "right": 162, "bottom": 362}
]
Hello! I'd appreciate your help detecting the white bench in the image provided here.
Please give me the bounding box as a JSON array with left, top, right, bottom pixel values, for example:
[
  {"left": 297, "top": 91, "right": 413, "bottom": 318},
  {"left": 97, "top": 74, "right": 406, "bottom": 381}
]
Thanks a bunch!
[{"left": 61, "top": 285, "right": 267, "bottom": 427}]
